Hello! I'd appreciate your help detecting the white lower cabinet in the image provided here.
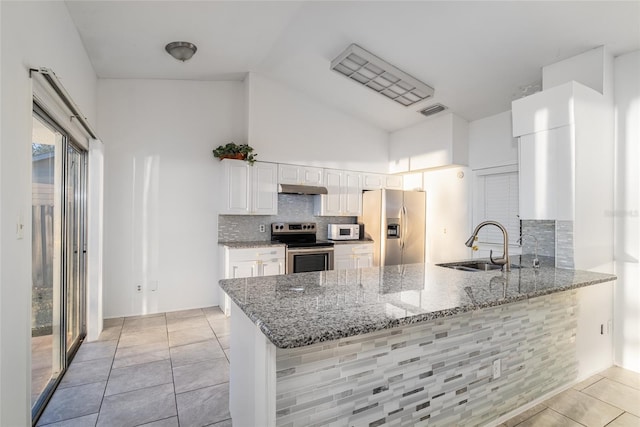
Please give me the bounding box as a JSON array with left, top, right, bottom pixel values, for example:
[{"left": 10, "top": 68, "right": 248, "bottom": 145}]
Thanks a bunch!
[
  {"left": 219, "top": 246, "right": 285, "bottom": 315},
  {"left": 334, "top": 243, "right": 374, "bottom": 270}
]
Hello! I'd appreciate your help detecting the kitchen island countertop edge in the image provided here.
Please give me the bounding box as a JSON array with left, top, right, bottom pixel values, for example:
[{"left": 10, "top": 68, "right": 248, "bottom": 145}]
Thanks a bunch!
[{"left": 219, "top": 259, "right": 616, "bottom": 349}]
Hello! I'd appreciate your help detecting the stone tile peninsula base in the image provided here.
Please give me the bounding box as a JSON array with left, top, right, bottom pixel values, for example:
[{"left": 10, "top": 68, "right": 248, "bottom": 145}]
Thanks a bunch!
[{"left": 228, "top": 282, "right": 613, "bottom": 427}]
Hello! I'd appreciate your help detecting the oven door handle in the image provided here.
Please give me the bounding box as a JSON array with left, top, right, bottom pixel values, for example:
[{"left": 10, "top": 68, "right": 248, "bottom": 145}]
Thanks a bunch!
[{"left": 287, "top": 247, "right": 334, "bottom": 254}]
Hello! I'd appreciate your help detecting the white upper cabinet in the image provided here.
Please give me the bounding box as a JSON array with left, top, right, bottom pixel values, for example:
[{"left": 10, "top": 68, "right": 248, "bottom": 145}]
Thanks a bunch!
[
  {"left": 388, "top": 113, "right": 469, "bottom": 173},
  {"left": 361, "top": 173, "right": 384, "bottom": 190},
  {"left": 362, "top": 173, "right": 403, "bottom": 190},
  {"left": 385, "top": 175, "right": 404, "bottom": 190},
  {"left": 343, "top": 172, "right": 362, "bottom": 215},
  {"left": 278, "top": 164, "right": 323, "bottom": 186},
  {"left": 220, "top": 159, "right": 277, "bottom": 215},
  {"left": 518, "top": 126, "right": 574, "bottom": 220},
  {"left": 315, "top": 169, "right": 362, "bottom": 216},
  {"left": 512, "top": 83, "right": 575, "bottom": 137},
  {"left": 512, "top": 81, "right": 611, "bottom": 222}
]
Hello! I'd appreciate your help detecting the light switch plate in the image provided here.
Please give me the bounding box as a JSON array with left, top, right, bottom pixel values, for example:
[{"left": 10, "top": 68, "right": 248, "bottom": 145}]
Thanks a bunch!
[{"left": 16, "top": 214, "right": 25, "bottom": 240}]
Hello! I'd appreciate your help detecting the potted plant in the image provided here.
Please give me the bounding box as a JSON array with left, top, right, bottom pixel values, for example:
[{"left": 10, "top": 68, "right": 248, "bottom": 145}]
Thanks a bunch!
[{"left": 212, "top": 142, "right": 257, "bottom": 165}]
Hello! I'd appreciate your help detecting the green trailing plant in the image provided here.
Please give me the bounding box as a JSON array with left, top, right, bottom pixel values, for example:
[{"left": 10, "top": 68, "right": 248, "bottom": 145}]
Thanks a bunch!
[{"left": 212, "top": 142, "right": 257, "bottom": 165}]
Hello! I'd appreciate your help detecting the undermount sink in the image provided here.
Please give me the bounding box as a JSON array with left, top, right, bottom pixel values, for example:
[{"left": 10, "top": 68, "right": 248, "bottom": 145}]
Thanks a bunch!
[{"left": 437, "top": 261, "right": 509, "bottom": 272}]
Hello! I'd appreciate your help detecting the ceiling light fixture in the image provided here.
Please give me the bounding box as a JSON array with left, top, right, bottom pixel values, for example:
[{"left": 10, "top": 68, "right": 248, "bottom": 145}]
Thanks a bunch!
[
  {"left": 330, "top": 44, "right": 434, "bottom": 107},
  {"left": 165, "top": 41, "right": 197, "bottom": 62}
]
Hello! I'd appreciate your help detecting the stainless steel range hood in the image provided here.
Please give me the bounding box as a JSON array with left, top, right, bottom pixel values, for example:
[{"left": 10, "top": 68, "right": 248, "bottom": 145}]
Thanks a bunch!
[{"left": 278, "top": 184, "right": 328, "bottom": 195}]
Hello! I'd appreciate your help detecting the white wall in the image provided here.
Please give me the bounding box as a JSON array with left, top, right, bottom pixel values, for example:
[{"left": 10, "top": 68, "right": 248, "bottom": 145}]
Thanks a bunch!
[
  {"left": 98, "top": 79, "right": 245, "bottom": 318},
  {"left": 389, "top": 113, "right": 469, "bottom": 173},
  {"left": 468, "top": 111, "right": 518, "bottom": 170},
  {"left": 0, "top": 2, "right": 97, "bottom": 424},
  {"left": 613, "top": 50, "right": 640, "bottom": 372},
  {"left": 246, "top": 73, "right": 389, "bottom": 173}
]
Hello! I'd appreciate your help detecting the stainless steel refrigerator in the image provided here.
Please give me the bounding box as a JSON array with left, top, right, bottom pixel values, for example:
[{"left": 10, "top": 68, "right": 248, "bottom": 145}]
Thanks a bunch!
[{"left": 359, "top": 189, "right": 426, "bottom": 266}]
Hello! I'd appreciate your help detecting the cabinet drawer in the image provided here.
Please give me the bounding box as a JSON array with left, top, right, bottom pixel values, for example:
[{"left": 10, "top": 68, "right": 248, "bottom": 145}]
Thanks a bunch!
[
  {"left": 349, "top": 244, "right": 374, "bottom": 254},
  {"left": 227, "top": 247, "right": 285, "bottom": 262},
  {"left": 334, "top": 243, "right": 374, "bottom": 257}
]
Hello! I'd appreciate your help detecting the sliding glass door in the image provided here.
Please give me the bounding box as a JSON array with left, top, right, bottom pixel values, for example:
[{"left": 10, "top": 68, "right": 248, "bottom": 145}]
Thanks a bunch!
[
  {"left": 31, "top": 105, "right": 87, "bottom": 421},
  {"left": 31, "top": 112, "right": 64, "bottom": 411},
  {"left": 64, "top": 144, "right": 86, "bottom": 356}
]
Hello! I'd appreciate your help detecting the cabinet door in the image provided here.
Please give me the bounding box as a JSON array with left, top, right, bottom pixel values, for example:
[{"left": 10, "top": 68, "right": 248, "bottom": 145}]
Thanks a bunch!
[
  {"left": 222, "top": 160, "right": 251, "bottom": 214},
  {"left": 322, "top": 169, "right": 343, "bottom": 216},
  {"left": 261, "top": 259, "right": 284, "bottom": 276},
  {"left": 301, "top": 167, "right": 324, "bottom": 186},
  {"left": 362, "top": 173, "right": 383, "bottom": 190},
  {"left": 354, "top": 253, "right": 373, "bottom": 269},
  {"left": 278, "top": 164, "right": 323, "bottom": 186},
  {"left": 278, "top": 164, "right": 300, "bottom": 184},
  {"left": 230, "top": 260, "right": 257, "bottom": 278},
  {"left": 518, "top": 126, "right": 573, "bottom": 220},
  {"left": 334, "top": 256, "right": 353, "bottom": 270},
  {"left": 385, "top": 175, "right": 403, "bottom": 190},
  {"left": 252, "top": 162, "right": 278, "bottom": 215},
  {"left": 343, "top": 172, "right": 362, "bottom": 216}
]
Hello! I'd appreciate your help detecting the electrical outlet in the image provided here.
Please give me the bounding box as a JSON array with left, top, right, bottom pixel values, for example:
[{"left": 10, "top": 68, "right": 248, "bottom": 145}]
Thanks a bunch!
[
  {"left": 492, "top": 359, "right": 501, "bottom": 379},
  {"left": 136, "top": 284, "right": 142, "bottom": 293},
  {"left": 259, "top": 224, "right": 266, "bottom": 233}
]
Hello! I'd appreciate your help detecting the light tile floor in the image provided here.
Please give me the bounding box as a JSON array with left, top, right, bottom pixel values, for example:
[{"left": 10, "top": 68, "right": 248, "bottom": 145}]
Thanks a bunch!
[
  {"left": 37, "top": 306, "right": 232, "bottom": 427},
  {"left": 37, "top": 305, "right": 640, "bottom": 427},
  {"left": 500, "top": 366, "right": 640, "bottom": 427}
]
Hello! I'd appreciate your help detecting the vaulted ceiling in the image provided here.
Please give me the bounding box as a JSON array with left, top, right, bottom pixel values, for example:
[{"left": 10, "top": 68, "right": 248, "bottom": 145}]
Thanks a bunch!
[{"left": 65, "top": 1, "right": 640, "bottom": 131}]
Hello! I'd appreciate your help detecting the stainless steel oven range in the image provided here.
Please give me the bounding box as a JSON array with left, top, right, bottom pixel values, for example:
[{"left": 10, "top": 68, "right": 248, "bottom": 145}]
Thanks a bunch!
[{"left": 271, "top": 222, "right": 334, "bottom": 274}]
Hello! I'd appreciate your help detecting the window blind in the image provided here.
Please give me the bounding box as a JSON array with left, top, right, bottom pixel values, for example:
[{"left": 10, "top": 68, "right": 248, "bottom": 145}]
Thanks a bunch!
[{"left": 476, "top": 171, "right": 519, "bottom": 245}]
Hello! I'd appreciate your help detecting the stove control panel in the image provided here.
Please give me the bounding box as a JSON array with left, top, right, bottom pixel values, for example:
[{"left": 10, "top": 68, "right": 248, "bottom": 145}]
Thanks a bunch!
[{"left": 271, "top": 222, "right": 317, "bottom": 234}]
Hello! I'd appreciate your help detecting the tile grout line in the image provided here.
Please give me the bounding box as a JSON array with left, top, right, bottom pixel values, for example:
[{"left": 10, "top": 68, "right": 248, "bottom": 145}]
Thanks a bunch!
[
  {"left": 93, "top": 320, "right": 124, "bottom": 427},
  {"left": 604, "top": 412, "right": 629, "bottom": 426},
  {"left": 599, "top": 373, "right": 640, "bottom": 392},
  {"left": 175, "top": 381, "right": 231, "bottom": 398},
  {"left": 579, "top": 373, "right": 640, "bottom": 419},
  {"left": 544, "top": 406, "right": 589, "bottom": 427},
  {"left": 168, "top": 315, "right": 182, "bottom": 427}
]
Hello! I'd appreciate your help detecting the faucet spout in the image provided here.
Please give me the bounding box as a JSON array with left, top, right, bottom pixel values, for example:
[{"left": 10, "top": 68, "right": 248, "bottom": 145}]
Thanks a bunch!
[
  {"left": 465, "top": 221, "right": 511, "bottom": 272},
  {"left": 464, "top": 235, "right": 476, "bottom": 247}
]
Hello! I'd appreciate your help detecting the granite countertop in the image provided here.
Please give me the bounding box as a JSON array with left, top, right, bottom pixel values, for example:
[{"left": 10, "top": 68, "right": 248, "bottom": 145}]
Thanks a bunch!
[
  {"left": 219, "top": 241, "right": 286, "bottom": 249},
  {"left": 218, "top": 256, "right": 616, "bottom": 349},
  {"left": 220, "top": 240, "right": 373, "bottom": 248}
]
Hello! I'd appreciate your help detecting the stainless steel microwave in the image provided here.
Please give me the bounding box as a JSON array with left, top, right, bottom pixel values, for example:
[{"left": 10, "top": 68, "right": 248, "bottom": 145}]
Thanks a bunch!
[{"left": 328, "top": 224, "right": 360, "bottom": 240}]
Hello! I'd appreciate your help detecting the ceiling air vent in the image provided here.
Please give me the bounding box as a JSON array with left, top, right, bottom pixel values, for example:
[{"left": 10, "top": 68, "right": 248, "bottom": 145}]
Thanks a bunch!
[
  {"left": 419, "top": 103, "right": 447, "bottom": 117},
  {"left": 331, "top": 44, "right": 434, "bottom": 107}
]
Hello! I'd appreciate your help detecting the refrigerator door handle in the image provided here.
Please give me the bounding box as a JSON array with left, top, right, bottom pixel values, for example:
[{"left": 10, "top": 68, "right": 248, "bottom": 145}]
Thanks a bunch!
[{"left": 401, "top": 206, "right": 408, "bottom": 249}]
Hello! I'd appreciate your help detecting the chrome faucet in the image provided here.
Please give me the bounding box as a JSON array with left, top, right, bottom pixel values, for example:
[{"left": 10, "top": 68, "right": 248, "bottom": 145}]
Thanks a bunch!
[
  {"left": 518, "top": 234, "right": 540, "bottom": 268},
  {"left": 465, "top": 221, "right": 511, "bottom": 272}
]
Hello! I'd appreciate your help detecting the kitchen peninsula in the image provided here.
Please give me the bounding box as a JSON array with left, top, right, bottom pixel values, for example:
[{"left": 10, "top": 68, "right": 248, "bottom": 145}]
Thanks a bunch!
[{"left": 219, "top": 260, "right": 616, "bottom": 427}]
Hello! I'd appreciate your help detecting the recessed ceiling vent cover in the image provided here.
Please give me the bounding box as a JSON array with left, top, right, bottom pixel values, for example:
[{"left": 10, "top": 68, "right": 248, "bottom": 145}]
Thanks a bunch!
[
  {"left": 419, "top": 103, "right": 447, "bottom": 117},
  {"left": 331, "top": 44, "right": 434, "bottom": 107}
]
